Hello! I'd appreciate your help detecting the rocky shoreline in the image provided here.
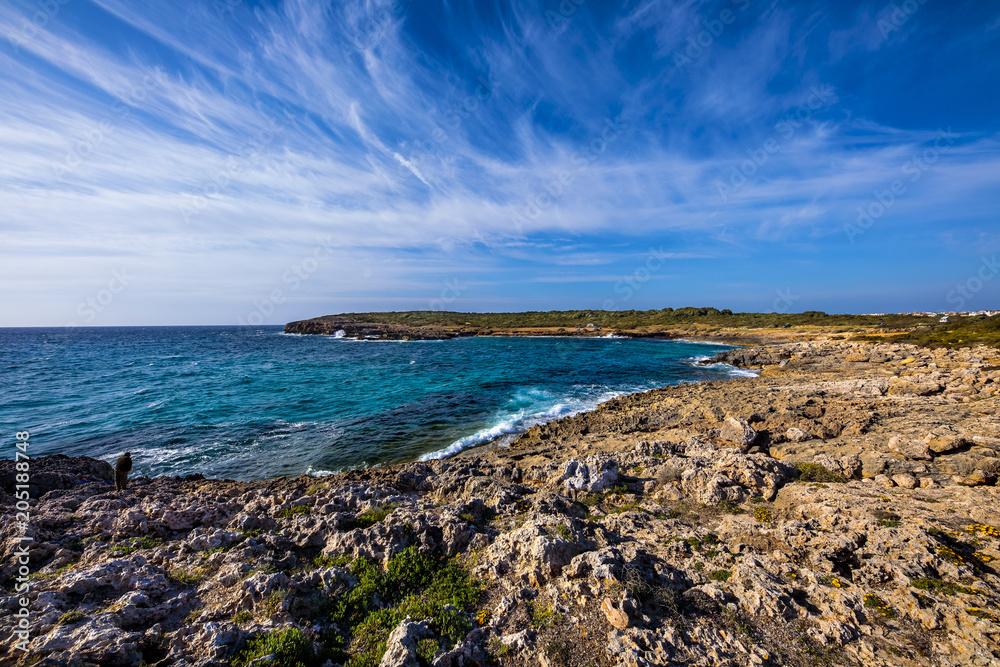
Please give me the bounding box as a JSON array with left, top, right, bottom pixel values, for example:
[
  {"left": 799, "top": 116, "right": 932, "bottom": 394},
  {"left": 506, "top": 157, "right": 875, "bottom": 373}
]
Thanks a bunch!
[{"left": 4, "top": 338, "right": 1000, "bottom": 667}]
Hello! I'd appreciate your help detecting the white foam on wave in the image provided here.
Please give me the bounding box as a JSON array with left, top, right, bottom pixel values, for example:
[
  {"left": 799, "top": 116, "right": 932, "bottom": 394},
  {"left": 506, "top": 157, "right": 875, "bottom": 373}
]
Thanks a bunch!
[
  {"left": 418, "top": 386, "right": 650, "bottom": 461},
  {"left": 697, "top": 361, "right": 759, "bottom": 378}
]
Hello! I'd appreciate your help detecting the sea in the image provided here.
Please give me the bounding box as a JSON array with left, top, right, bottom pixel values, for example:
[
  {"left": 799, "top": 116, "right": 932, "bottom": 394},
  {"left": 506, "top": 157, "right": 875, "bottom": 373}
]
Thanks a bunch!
[{"left": 0, "top": 326, "right": 754, "bottom": 481}]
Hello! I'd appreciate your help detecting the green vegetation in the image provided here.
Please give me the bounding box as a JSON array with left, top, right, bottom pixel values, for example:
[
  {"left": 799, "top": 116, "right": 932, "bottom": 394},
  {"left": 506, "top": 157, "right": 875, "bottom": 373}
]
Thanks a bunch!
[
  {"left": 333, "top": 309, "right": 934, "bottom": 332},
  {"left": 794, "top": 462, "right": 847, "bottom": 483},
  {"left": 312, "top": 553, "right": 353, "bottom": 570},
  {"left": 709, "top": 569, "right": 732, "bottom": 582},
  {"left": 168, "top": 567, "right": 206, "bottom": 586},
  {"left": 878, "top": 519, "right": 901, "bottom": 528},
  {"left": 108, "top": 536, "right": 162, "bottom": 556},
  {"left": 231, "top": 628, "right": 316, "bottom": 667},
  {"left": 57, "top": 610, "right": 87, "bottom": 626},
  {"left": 753, "top": 507, "right": 773, "bottom": 523},
  {"left": 321, "top": 546, "right": 481, "bottom": 666},
  {"left": 555, "top": 523, "right": 572, "bottom": 539},
  {"left": 277, "top": 505, "right": 311, "bottom": 519},
  {"left": 530, "top": 602, "right": 561, "bottom": 630},
  {"left": 854, "top": 314, "right": 1000, "bottom": 349},
  {"left": 863, "top": 593, "right": 897, "bottom": 619},
  {"left": 910, "top": 578, "right": 984, "bottom": 596},
  {"left": 231, "top": 611, "right": 253, "bottom": 625},
  {"left": 340, "top": 503, "right": 399, "bottom": 531}
]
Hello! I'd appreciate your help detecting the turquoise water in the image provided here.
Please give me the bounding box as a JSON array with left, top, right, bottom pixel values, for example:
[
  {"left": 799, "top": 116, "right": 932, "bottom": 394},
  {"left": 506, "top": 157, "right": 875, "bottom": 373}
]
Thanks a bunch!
[{"left": 0, "top": 326, "right": 748, "bottom": 480}]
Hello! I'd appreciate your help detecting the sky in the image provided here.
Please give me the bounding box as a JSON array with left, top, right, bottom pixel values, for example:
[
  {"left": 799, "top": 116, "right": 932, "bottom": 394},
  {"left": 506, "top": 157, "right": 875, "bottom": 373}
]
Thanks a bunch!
[{"left": 1, "top": 0, "right": 998, "bottom": 326}]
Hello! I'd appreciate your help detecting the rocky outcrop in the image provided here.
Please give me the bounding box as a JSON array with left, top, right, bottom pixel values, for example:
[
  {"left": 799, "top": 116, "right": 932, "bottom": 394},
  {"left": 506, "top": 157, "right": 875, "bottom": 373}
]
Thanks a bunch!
[{"left": 283, "top": 316, "right": 466, "bottom": 340}]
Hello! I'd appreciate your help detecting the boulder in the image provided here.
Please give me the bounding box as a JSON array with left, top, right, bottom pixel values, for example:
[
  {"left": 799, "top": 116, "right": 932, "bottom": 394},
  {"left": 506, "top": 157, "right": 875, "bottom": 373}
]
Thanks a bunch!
[
  {"left": 379, "top": 617, "right": 433, "bottom": 667},
  {"left": 888, "top": 436, "right": 932, "bottom": 461},
  {"left": 786, "top": 428, "right": 813, "bottom": 443},
  {"left": 887, "top": 378, "right": 942, "bottom": 396},
  {"left": 560, "top": 457, "right": 618, "bottom": 493},
  {"left": 891, "top": 473, "right": 918, "bottom": 490},
  {"left": 927, "top": 435, "right": 968, "bottom": 455},
  {"left": 601, "top": 597, "right": 630, "bottom": 630},
  {"left": 720, "top": 417, "right": 758, "bottom": 450}
]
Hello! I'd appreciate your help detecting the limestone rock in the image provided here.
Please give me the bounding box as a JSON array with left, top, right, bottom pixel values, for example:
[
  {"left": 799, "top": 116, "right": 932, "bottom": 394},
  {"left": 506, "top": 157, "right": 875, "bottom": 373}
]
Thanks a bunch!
[
  {"left": 927, "top": 435, "right": 968, "bottom": 454},
  {"left": 891, "top": 473, "right": 918, "bottom": 489},
  {"left": 560, "top": 456, "right": 618, "bottom": 493},
  {"left": 887, "top": 378, "right": 942, "bottom": 396},
  {"left": 601, "top": 597, "right": 630, "bottom": 630},
  {"left": 786, "top": 427, "right": 812, "bottom": 443},
  {"left": 380, "top": 617, "right": 433, "bottom": 667},
  {"left": 720, "top": 417, "right": 758, "bottom": 449},
  {"left": 888, "top": 436, "right": 933, "bottom": 461}
]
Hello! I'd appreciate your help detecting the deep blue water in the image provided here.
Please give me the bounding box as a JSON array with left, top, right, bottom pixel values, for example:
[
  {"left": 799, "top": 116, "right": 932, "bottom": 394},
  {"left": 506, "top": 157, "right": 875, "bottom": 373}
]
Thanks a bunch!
[{"left": 0, "top": 326, "right": 749, "bottom": 480}]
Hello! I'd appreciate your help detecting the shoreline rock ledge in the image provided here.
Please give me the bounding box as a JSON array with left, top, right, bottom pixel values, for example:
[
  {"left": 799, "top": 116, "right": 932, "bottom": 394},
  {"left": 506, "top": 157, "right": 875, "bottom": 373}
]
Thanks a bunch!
[
  {"left": 4, "top": 339, "right": 1000, "bottom": 667},
  {"left": 283, "top": 316, "right": 464, "bottom": 340}
]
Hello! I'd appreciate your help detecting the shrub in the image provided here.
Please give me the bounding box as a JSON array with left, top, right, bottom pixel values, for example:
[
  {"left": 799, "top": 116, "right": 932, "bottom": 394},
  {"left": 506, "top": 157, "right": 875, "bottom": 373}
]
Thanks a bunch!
[
  {"left": 753, "top": 507, "right": 772, "bottom": 523},
  {"left": 795, "top": 462, "right": 846, "bottom": 483},
  {"left": 324, "top": 547, "right": 481, "bottom": 666},
  {"left": 709, "top": 570, "right": 732, "bottom": 582},
  {"left": 863, "top": 593, "right": 897, "bottom": 619},
  {"left": 231, "top": 628, "right": 318, "bottom": 667}
]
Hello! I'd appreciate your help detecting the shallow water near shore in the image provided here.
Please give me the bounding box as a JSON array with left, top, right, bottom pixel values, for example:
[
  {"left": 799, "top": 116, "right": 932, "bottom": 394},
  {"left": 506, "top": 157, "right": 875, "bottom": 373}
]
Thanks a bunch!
[{"left": 1, "top": 326, "right": 749, "bottom": 480}]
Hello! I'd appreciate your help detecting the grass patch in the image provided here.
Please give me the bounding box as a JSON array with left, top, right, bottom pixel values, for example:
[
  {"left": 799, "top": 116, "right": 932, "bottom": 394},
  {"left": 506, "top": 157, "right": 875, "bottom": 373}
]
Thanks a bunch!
[
  {"left": 108, "top": 536, "right": 162, "bottom": 556},
  {"left": 530, "top": 602, "right": 561, "bottom": 630},
  {"left": 340, "top": 503, "right": 398, "bottom": 531},
  {"left": 277, "top": 505, "right": 311, "bottom": 519},
  {"left": 911, "top": 578, "right": 984, "bottom": 596},
  {"left": 878, "top": 519, "right": 901, "bottom": 528},
  {"left": 555, "top": 523, "right": 572, "bottom": 539},
  {"left": 231, "top": 611, "right": 253, "bottom": 625},
  {"left": 57, "top": 610, "right": 86, "bottom": 626},
  {"left": 795, "top": 462, "right": 847, "bottom": 483},
  {"left": 709, "top": 569, "right": 732, "bottom": 582},
  {"left": 168, "top": 567, "right": 207, "bottom": 586}
]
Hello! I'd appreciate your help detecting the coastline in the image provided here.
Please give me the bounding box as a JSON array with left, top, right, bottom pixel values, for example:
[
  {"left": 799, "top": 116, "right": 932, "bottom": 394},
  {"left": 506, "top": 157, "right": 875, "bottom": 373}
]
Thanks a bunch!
[{"left": 4, "top": 336, "right": 1000, "bottom": 666}]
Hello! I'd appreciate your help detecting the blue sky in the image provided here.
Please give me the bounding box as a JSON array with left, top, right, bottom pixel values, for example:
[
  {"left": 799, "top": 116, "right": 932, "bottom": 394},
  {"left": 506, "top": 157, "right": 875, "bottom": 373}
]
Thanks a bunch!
[{"left": 2, "top": 0, "right": 998, "bottom": 326}]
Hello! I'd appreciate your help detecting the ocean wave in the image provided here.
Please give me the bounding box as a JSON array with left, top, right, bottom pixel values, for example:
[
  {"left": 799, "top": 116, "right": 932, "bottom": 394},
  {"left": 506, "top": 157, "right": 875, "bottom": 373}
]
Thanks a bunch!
[
  {"left": 697, "top": 361, "right": 759, "bottom": 378},
  {"left": 417, "top": 386, "right": 649, "bottom": 461}
]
